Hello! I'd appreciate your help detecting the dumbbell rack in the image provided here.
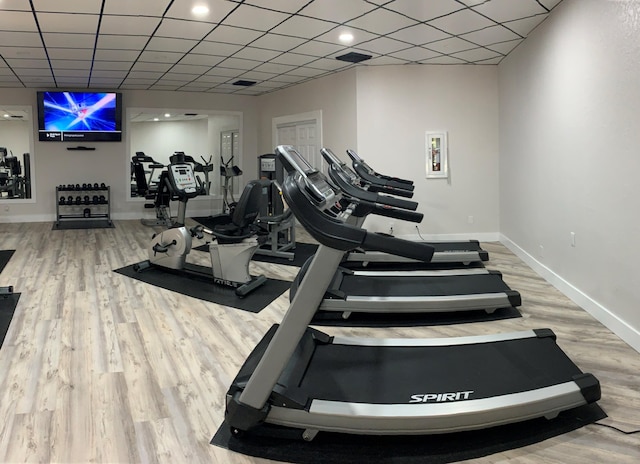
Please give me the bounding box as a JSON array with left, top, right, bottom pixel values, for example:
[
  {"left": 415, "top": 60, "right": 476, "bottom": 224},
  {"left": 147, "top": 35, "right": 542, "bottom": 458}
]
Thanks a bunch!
[{"left": 55, "top": 184, "right": 112, "bottom": 229}]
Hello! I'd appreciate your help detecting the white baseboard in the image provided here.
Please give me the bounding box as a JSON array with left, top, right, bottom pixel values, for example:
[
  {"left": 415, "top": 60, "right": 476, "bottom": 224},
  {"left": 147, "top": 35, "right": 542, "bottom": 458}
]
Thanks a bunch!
[
  {"left": 500, "top": 234, "right": 640, "bottom": 354},
  {"left": 0, "top": 214, "right": 53, "bottom": 223}
]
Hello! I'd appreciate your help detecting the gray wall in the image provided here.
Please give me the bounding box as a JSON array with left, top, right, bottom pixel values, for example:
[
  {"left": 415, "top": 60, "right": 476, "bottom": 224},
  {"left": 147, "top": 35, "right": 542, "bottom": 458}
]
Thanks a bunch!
[{"left": 498, "top": 0, "right": 640, "bottom": 350}]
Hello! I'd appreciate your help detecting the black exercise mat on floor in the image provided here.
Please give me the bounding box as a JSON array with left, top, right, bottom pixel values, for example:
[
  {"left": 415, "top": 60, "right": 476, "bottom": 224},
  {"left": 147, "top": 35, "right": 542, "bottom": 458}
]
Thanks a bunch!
[
  {"left": 310, "top": 306, "right": 521, "bottom": 327},
  {"left": 52, "top": 220, "right": 115, "bottom": 230},
  {"left": 211, "top": 403, "right": 606, "bottom": 464},
  {"left": 0, "top": 292, "right": 20, "bottom": 348},
  {"left": 114, "top": 262, "right": 290, "bottom": 313},
  {"left": 0, "top": 250, "right": 15, "bottom": 273},
  {"left": 193, "top": 242, "right": 319, "bottom": 268}
]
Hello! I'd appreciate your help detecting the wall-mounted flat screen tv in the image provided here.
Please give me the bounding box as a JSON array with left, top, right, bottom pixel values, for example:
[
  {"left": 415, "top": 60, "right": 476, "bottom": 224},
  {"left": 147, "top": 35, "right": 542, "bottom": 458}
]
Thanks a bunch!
[{"left": 37, "top": 91, "right": 123, "bottom": 142}]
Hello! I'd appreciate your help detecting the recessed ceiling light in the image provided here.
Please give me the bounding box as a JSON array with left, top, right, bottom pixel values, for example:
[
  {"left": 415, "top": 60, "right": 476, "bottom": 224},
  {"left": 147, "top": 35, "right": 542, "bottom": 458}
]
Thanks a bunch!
[
  {"left": 3, "top": 114, "right": 9, "bottom": 118},
  {"left": 153, "top": 117, "right": 159, "bottom": 121},
  {"left": 192, "top": 4, "right": 209, "bottom": 16},
  {"left": 339, "top": 32, "right": 354, "bottom": 44},
  {"left": 164, "top": 113, "right": 171, "bottom": 118}
]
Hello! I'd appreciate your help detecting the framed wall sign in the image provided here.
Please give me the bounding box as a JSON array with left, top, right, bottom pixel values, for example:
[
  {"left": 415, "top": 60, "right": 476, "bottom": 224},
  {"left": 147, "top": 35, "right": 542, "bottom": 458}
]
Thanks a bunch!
[{"left": 426, "top": 131, "right": 448, "bottom": 179}]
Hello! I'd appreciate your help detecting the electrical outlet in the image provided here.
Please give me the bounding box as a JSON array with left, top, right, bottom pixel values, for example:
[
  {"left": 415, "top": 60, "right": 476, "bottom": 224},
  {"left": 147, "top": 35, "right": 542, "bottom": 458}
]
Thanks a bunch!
[
  {"left": 467, "top": 215, "right": 474, "bottom": 224},
  {"left": 388, "top": 221, "right": 394, "bottom": 235},
  {"left": 570, "top": 232, "right": 576, "bottom": 247},
  {"left": 539, "top": 245, "right": 544, "bottom": 258}
]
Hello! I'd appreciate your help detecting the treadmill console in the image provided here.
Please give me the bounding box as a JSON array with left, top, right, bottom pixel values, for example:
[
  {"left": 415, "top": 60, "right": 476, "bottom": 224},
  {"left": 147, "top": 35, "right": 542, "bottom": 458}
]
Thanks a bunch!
[
  {"left": 168, "top": 163, "right": 199, "bottom": 197},
  {"left": 275, "top": 145, "right": 335, "bottom": 206},
  {"left": 321, "top": 148, "right": 359, "bottom": 184}
]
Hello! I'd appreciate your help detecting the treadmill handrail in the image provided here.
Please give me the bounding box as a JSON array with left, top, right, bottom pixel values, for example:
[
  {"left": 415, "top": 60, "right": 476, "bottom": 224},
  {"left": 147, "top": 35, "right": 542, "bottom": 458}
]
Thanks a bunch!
[{"left": 346, "top": 149, "right": 414, "bottom": 187}]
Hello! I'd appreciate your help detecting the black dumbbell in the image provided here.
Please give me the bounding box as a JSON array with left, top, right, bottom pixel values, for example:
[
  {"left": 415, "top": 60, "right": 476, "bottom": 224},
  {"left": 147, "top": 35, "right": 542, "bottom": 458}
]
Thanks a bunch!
[
  {"left": 59, "top": 196, "right": 66, "bottom": 205},
  {"left": 100, "top": 183, "right": 106, "bottom": 189},
  {"left": 92, "top": 195, "right": 99, "bottom": 204},
  {"left": 93, "top": 183, "right": 99, "bottom": 190},
  {"left": 75, "top": 196, "right": 82, "bottom": 205},
  {"left": 100, "top": 195, "right": 106, "bottom": 204},
  {"left": 75, "top": 184, "right": 81, "bottom": 190},
  {"left": 83, "top": 195, "right": 90, "bottom": 205},
  {"left": 67, "top": 195, "right": 74, "bottom": 204}
]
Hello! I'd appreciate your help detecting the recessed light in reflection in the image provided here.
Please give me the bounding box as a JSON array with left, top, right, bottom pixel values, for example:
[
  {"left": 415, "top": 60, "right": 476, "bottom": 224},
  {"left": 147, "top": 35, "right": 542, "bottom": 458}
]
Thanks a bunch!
[
  {"left": 192, "top": 5, "right": 209, "bottom": 16},
  {"left": 164, "top": 113, "right": 171, "bottom": 118}
]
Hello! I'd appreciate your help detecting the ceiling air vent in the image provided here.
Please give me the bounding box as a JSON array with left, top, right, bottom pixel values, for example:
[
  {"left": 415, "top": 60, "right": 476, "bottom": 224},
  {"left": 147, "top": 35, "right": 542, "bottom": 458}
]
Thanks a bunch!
[
  {"left": 335, "top": 52, "right": 372, "bottom": 63},
  {"left": 233, "top": 80, "right": 257, "bottom": 86}
]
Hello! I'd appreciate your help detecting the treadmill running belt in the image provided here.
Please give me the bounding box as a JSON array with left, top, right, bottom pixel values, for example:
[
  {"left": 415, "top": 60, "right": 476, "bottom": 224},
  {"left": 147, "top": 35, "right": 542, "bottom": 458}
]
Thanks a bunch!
[
  {"left": 429, "top": 241, "right": 484, "bottom": 252},
  {"left": 302, "top": 337, "right": 584, "bottom": 404},
  {"left": 339, "top": 273, "right": 513, "bottom": 297}
]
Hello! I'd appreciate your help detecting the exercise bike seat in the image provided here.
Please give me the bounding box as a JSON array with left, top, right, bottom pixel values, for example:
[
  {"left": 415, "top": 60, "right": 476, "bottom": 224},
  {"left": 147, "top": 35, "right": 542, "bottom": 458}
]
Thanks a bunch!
[{"left": 208, "top": 180, "right": 265, "bottom": 244}]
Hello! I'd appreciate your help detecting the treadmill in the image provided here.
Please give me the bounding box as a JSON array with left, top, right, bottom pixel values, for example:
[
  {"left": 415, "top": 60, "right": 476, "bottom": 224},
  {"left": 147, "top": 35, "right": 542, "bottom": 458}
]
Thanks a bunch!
[
  {"left": 285, "top": 150, "right": 520, "bottom": 317},
  {"left": 342, "top": 148, "right": 489, "bottom": 265},
  {"left": 322, "top": 147, "right": 488, "bottom": 266},
  {"left": 224, "top": 144, "right": 600, "bottom": 440}
]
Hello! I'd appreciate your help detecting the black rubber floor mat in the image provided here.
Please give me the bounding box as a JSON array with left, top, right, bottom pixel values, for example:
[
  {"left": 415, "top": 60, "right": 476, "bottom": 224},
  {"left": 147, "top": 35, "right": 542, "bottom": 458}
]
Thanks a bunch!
[
  {"left": 211, "top": 403, "right": 606, "bottom": 464},
  {"left": 114, "top": 263, "right": 290, "bottom": 313},
  {"left": 0, "top": 291, "right": 20, "bottom": 348},
  {"left": 0, "top": 250, "right": 15, "bottom": 273}
]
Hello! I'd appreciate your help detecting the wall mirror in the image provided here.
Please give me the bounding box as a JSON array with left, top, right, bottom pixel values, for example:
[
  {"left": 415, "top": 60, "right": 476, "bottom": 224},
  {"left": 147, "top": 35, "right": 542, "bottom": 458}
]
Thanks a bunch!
[
  {"left": 0, "top": 105, "right": 35, "bottom": 202},
  {"left": 127, "top": 108, "right": 242, "bottom": 200}
]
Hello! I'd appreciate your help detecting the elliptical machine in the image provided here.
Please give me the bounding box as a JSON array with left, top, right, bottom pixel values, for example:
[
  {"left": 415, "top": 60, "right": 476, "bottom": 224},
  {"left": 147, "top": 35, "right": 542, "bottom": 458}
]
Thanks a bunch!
[{"left": 134, "top": 153, "right": 267, "bottom": 297}]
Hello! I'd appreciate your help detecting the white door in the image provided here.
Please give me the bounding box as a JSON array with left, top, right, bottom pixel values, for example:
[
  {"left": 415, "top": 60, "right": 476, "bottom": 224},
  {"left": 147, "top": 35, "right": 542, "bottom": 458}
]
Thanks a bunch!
[{"left": 276, "top": 120, "right": 322, "bottom": 172}]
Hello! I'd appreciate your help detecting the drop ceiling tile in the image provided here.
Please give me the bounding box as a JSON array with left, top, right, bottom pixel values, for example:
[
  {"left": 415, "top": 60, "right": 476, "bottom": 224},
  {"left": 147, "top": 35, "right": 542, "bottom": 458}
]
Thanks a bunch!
[
  {"left": 97, "top": 35, "right": 150, "bottom": 50},
  {"left": 193, "top": 75, "right": 229, "bottom": 83},
  {"left": 191, "top": 41, "right": 244, "bottom": 56},
  {"left": 43, "top": 33, "right": 95, "bottom": 48},
  {"left": 249, "top": 33, "right": 307, "bottom": 52},
  {"left": 313, "top": 27, "right": 378, "bottom": 47},
  {"left": 94, "top": 49, "right": 141, "bottom": 61},
  {"left": 388, "top": 24, "right": 449, "bottom": 45},
  {"left": 169, "top": 64, "right": 212, "bottom": 75},
  {"left": 0, "top": 0, "right": 31, "bottom": 11},
  {"left": 345, "top": 8, "right": 419, "bottom": 35},
  {"left": 130, "top": 62, "right": 174, "bottom": 72},
  {"left": 159, "top": 72, "right": 199, "bottom": 81},
  {"left": 224, "top": 4, "right": 290, "bottom": 31},
  {"left": 127, "top": 71, "right": 165, "bottom": 79},
  {"left": 426, "top": 37, "right": 477, "bottom": 54},
  {"left": 48, "top": 48, "right": 95, "bottom": 60},
  {"left": 389, "top": 47, "right": 440, "bottom": 62},
  {"left": 456, "top": 0, "right": 486, "bottom": 6},
  {"left": 233, "top": 47, "right": 282, "bottom": 61},
  {"left": 103, "top": 0, "right": 172, "bottom": 16},
  {"left": 486, "top": 39, "right": 522, "bottom": 55},
  {"left": 419, "top": 55, "right": 468, "bottom": 64},
  {"left": 472, "top": 0, "right": 547, "bottom": 23},
  {"left": 451, "top": 47, "right": 501, "bottom": 62},
  {"left": 268, "top": 73, "right": 304, "bottom": 83},
  {"left": 503, "top": 16, "right": 548, "bottom": 37},
  {"left": 120, "top": 84, "right": 152, "bottom": 89},
  {"left": 91, "top": 70, "right": 129, "bottom": 79},
  {"left": 476, "top": 56, "right": 503, "bottom": 64},
  {"left": 0, "top": 32, "right": 42, "bottom": 47},
  {"left": 179, "top": 54, "right": 226, "bottom": 67},
  {"left": 254, "top": 79, "right": 287, "bottom": 88},
  {"left": 0, "top": 11, "right": 38, "bottom": 32},
  {"left": 427, "top": 9, "right": 495, "bottom": 35},
  {"left": 460, "top": 24, "right": 522, "bottom": 45},
  {"left": 363, "top": 55, "right": 410, "bottom": 66},
  {"left": 357, "top": 37, "right": 413, "bottom": 55},
  {"left": 92, "top": 61, "right": 133, "bottom": 71},
  {"left": 54, "top": 69, "right": 90, "bottom": 78},
  {"left": 287, "top": 67, "right": 328, "bottom": 78},
  {"left": 49, "top": 60, "right": 92, "bottom": 70},
  {"left": 270, "top": 15, "right": 337, "bottom": 38},
  {"left": 100, "top": 16, "right": 161, "bottom": 36},
  {"left": 252, "top": 62, "right": 296, "bottom": 74},
  {"left": 304, "top": 57, "right": 353, "bottom": 71},
  {"left": 19, "top": 74, "right": 55, "bottom": 81},
  {"left": 154, "top": 79, "right": 189, "bottom": 86},
  {"left": 165, "top": 0, "right": 238, "bottom": 22},
  {"left": 0, "top": 47, "right": 46, "bottom": 59},
  {"left": 0, "top": 68, "right": 13, "bottom": 76},
  {"left": 217, "top": 57, "right": 260, "bottom": 70},
  {"left": 10, "top": 68, "right": 52, "bottom": 76},
  {"left": 5, "top": 59, "right": 50, "bottom": 68},
  {"left": 55, "top": 77, "right": 90, "bottom": 85},
  {"left": 123, "top": 78, "right": 158, "bottom": 85},
  {"left": 150, "top": 84, "right": 181, "bottom": 90},
  {"left": 205, "top": 67, "right": 245, "bottom": 77},
  {"left": 270, "top": 52, "right": 316, "bottom": 67},
  {"left": 0, "top": 77, "right": 22, "bottom": 84},
  {"left": 384, "top": 0, "right": 465, "bottom": 22},
  {"left": 298, "top": 0, "right": 377, "bottom": 23},
  {"left": 242, "top": 0, "right": 306, "bottom": 15},
  {"left": 238, "top": 70, "right": 278, "bottom": 81},
  {"left": 539, "top": 0, "right": 563, "bottom": 9},
  {"left": 156, "top": 18, "right": 217, "bottom": 40},
  {"left": 89, "top": 78, "right": 126, "bottom": 86},
  {"left": 289, "top": 40, "right": 346, "bottom": 57},
  {"left": 233, "top": 88, "right": 262, "bottom": 95},
  {"left": 32, "top": 0, "right": 102, "bottom": 13},
  {"left": 36, "top": 13, "right": 100, "bottom": 33},
  {"left": 139, "top": 51, "right": 185, "bottom": 63},
  {"left": 180, "top": 83, "right": 216, "bottom": 90},
  {"left": 203, "top": 25, "right": 264, "bottom": 45}
]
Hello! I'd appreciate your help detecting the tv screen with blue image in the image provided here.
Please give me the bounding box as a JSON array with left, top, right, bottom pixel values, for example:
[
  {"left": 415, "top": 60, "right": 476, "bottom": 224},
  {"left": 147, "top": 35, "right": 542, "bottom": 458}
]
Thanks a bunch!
[{"left": 37, "top": 91, "right": 123, "bottom": 142}]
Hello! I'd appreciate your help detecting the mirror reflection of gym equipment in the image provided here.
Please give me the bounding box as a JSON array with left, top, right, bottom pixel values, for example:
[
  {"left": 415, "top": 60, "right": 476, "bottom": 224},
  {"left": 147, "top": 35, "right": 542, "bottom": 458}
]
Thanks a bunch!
[{"left": 0, "top": 148, "right": 31, "bottom": 200}]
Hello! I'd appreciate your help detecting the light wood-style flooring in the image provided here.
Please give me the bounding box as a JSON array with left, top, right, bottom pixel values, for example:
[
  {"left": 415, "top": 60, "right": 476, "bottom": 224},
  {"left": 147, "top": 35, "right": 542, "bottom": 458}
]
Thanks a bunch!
[{"left": 0, "top": 219, "right": 638, "bottom": 463}]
